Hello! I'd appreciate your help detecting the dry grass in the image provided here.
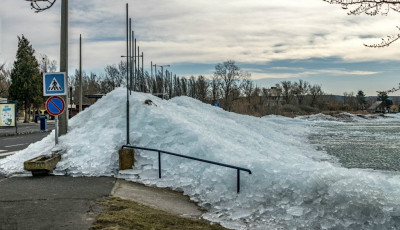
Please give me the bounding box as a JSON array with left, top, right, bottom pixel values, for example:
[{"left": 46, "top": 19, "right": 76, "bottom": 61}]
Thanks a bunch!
[{"left": 90, "top": 197, "right": 228, "bottom": 230}]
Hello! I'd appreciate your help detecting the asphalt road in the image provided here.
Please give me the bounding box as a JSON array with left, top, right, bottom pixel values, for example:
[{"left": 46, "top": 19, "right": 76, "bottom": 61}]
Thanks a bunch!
[
  {"left": 0, "top": 176, "right": 115, "bottom": 230},
  {"left": 0, "top": 132, "right": 117, "bottom": 230},
  {"left": 0, "top": 121, "right": 55, "bottom": 137},
  {"left": 0, "top": 132, "right": 51, "bottom": 159}
]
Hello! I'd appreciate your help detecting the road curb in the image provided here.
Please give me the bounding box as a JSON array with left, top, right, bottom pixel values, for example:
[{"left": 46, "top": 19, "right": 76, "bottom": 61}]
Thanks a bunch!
[{"left": 0, "top": 130, "right": 51, "bottom": 137}]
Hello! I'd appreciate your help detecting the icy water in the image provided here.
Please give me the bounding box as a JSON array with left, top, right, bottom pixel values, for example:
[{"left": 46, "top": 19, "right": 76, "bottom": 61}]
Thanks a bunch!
[{"left": 308, "top": 115, "right": 400, "bottom": 171}]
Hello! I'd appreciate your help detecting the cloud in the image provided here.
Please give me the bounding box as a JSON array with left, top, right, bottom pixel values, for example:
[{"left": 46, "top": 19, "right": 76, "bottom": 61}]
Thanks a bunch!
[
  {"left": 250, "top": 69, "right": 379, "bottom": 80},
  {"left": 1, "top": 0, "right": 400, "bottom": 77}
]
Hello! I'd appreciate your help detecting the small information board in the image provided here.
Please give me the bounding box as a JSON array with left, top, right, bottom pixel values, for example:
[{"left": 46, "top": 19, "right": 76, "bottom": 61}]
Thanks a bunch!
[
  {"left": 43, "top": 72, "right": 67, "bottom": 96},
  {"left": 46, "top": 96, "right": 65, "bottom": 116},
  {"left": 0, "top": 103, "right": 16, "bottom": 127}
]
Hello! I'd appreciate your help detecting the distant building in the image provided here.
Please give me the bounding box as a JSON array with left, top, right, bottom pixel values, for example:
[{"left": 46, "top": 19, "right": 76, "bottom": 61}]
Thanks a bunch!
[
  {"left": 390, "top": 104, "right": 399, "bottom": 113},
  {"left": 0, "top": 98, "right": 7, "bottom": 103},
  {"left": 263, "top": 87, "right": 282, "bottom": 107},
  {"left": 367, "top": 101, "right": 386, "bottom": 113},
  {"left": 267, "top": 87, "right": 282, "bottom": 97}
]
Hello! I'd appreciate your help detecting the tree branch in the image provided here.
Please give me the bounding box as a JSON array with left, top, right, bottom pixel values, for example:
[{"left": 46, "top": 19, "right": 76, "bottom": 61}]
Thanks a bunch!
[
  {"left": 324, "top": 0, "right": 400, "bottom": 15},
  {"left": 26, "top": 0, "right": 56, "bottom": 13},
  {"left": 324, "top": 0, "right": 400, "bottom": 46}
]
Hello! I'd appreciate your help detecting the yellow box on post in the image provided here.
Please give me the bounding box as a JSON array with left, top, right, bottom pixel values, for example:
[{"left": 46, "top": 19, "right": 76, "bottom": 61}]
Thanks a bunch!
[{"left": 119, "top": 148, "right": 135, "bottom": 170}]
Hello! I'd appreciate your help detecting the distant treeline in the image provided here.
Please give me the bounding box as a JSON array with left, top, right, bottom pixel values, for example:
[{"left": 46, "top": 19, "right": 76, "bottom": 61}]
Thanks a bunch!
[
  {"left": 69, "top": 60, "right": 373, "bottom": 116},
  {"left": 1, "top": 55, "right": 381, "bottom": 118}
]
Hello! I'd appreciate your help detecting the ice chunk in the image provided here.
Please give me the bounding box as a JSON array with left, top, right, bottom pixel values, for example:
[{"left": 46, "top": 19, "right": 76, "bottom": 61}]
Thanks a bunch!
[
  {"left": 1, "top": 88, "right": 400, "bottom": 229},
  {"left": 287, "top": 206, "right": 303, "bottom": 216}
]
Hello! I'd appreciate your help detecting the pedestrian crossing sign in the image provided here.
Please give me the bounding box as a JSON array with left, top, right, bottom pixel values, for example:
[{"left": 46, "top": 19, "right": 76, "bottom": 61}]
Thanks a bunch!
[{"left": 43, "top": 72, "right": 67, "bottom": 96}]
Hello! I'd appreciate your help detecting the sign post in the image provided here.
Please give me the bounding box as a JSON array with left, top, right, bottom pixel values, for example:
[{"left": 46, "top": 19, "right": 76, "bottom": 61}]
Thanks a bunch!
[
  {"left": 43, "top": 72, "right": 67, "bottom": 144},
  {"left": 43, "top": 72, "right": 67, "bottom": 96},
  {"left": 46, "top": 96, "right": 65, "bottom": 145}
]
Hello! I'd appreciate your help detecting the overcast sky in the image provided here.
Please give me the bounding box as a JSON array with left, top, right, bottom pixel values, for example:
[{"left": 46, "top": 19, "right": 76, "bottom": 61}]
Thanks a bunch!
[{"left": 1, "top": 0, "right": 400, "bottom": 96}]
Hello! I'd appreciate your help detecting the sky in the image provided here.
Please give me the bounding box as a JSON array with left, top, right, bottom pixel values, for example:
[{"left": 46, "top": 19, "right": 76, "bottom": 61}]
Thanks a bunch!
[{"left": 1, "top": 0, "right": 400, "bottom": 96}]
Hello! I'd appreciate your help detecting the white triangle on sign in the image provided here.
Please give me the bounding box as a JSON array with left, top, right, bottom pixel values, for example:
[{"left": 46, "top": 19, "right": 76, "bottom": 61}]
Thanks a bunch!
[{"left": 48, "top": 77, "right": 63, "bottom": 91}]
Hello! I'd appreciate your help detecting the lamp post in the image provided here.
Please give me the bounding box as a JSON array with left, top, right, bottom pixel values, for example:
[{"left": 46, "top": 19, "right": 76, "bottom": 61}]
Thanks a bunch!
[
  {"left": 126, "top": 3, "right": 129, "bottom": 145},
  {"left": 152, "top": 63, "right": 158, "bottom": 93},
  {"left": 69, "top": 86, "right": 73, "bottom": 119},
  {"left": 79, "top": 34, "right": 82, "bottom": 112},
  {"left": 42, "top": 57, "right": 47, "bottom": 73}
]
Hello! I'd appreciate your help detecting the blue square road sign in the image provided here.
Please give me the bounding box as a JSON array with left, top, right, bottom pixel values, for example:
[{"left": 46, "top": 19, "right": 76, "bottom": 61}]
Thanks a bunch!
[{"left": 43, "top": 72, "right": 67, "bottom": 96}]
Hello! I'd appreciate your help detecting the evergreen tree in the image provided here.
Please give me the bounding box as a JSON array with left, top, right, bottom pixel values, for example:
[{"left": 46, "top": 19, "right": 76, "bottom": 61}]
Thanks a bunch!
[
  {"left": 356, "top": 90, "right": 366, "bottom": 110},
  {"left": 377, "top": 92, "right": 393, "bottom": 111},
  {"left": 9, "top": 35, "right": 42, "bottom": 123}
]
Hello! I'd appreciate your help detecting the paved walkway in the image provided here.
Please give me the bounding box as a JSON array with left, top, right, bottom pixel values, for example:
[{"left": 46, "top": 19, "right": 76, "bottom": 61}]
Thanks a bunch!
[
  {"left": 0, "top": 176, "right": 115, "bottom": 230},
  {"left": 0, "top": 175, "right": 204, "bottom": 230},
  {"left": 111, "top": 179, "right": 204, "bottom": 219}
]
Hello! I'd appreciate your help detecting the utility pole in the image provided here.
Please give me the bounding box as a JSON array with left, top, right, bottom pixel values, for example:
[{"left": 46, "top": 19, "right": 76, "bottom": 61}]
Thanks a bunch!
[
  {"left": 129, "top": 18, "right": 132, "bottom": 94},
  {"left": 131, "top": 30, "right": 134, "bottom": 92},
  {"left": 137, "top": 46, "right": 140, "bottom": 92},
  {"left": 59, "top": 0, "right": 69, "bottom": 135},
  {"left": 79, "top": 34, "right": 82, "bottom": 112},
  {"left": 154, "top": 64, "right": 157, "bottom": 93},
  {"left": 134, "top": 38, "right": 136, "bottom": 91},
  {"left": 141, "top": 51, "right": 144, "bottom": 92},
  {"left": 126, "top": 3, "right": 130, "bottom": 145}
]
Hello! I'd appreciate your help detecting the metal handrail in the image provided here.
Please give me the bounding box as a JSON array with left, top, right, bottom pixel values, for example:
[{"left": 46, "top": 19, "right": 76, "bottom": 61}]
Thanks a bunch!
[{"left": 122, "top": 145, "right": 252, "bottom": 193}]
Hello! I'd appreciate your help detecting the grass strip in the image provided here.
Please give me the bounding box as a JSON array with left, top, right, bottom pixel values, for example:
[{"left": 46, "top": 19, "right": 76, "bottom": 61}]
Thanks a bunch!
[{"left": 90, "top": 197, "right": 228, "bottom": 230}]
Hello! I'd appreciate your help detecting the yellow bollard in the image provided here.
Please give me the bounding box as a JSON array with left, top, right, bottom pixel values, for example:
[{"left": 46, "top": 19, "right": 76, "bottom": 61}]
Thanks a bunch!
[{"left": 119, "top": 148, "right": 135, "bottom": 170}]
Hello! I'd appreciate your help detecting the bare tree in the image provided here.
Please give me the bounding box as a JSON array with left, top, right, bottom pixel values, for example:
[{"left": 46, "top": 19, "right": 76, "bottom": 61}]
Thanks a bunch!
[
  {"left": 281, "top": 81, "right": 294, "bottom": 104},
  {"left": 343, "top": 91, "right": 358, "bottom": 109},
  {"left": 28, "top": 0, "right": 57, "bottom": 13},
  {"left": 0, "top": 63, "right": 11, "bottom": 98},
  {"left": 242, "top": 77, "right": 255, "bottom": 102},
  {"left": 293, "top": 79, "right": 310, "bottom": 105},
  {"left": 102, "top": 63, "right": 124, "bottom": 93},
  {"left": 210, "top": 75, "right": 221, "bottom": 103},
  {"left": 309, "top": 84, "right": 324, "bottom": 107},
  {"left": 181, "top": 77, "right": 188, "bottom": 96},
  {"left": 214, "top": 60, "right": 242, "bottom": 109},
  {"left": 324, "top": 0, "right": 400, "bottom": 47},
  {"left": 196, "top": 75, "right": 209, "bottom": 102},
  {"left": 39, "top": 54, "right": 57, "bottom": 73}
]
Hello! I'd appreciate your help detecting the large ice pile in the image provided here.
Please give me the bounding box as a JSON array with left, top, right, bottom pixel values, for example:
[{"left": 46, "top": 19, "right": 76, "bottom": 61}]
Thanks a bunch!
[{"left": 2, "top": 88, "right": 400, "bottom": 229}]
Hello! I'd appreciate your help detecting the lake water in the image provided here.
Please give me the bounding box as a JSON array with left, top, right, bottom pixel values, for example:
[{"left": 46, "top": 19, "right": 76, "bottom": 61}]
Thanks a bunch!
[{"left": 307, "top": 114, "right": 400, "bottom": 172}]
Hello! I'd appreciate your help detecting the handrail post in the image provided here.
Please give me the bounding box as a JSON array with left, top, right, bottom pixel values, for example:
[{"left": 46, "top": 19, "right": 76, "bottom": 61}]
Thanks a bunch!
[
  {"left": 158, "top": 151, "right": 161, "bottom": 178},
  {"left": 237, "top": 169, "right": 240, "bottom": 193},
  {"left": 121, "top": 145, "right": 252, "bottom": 193}
]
